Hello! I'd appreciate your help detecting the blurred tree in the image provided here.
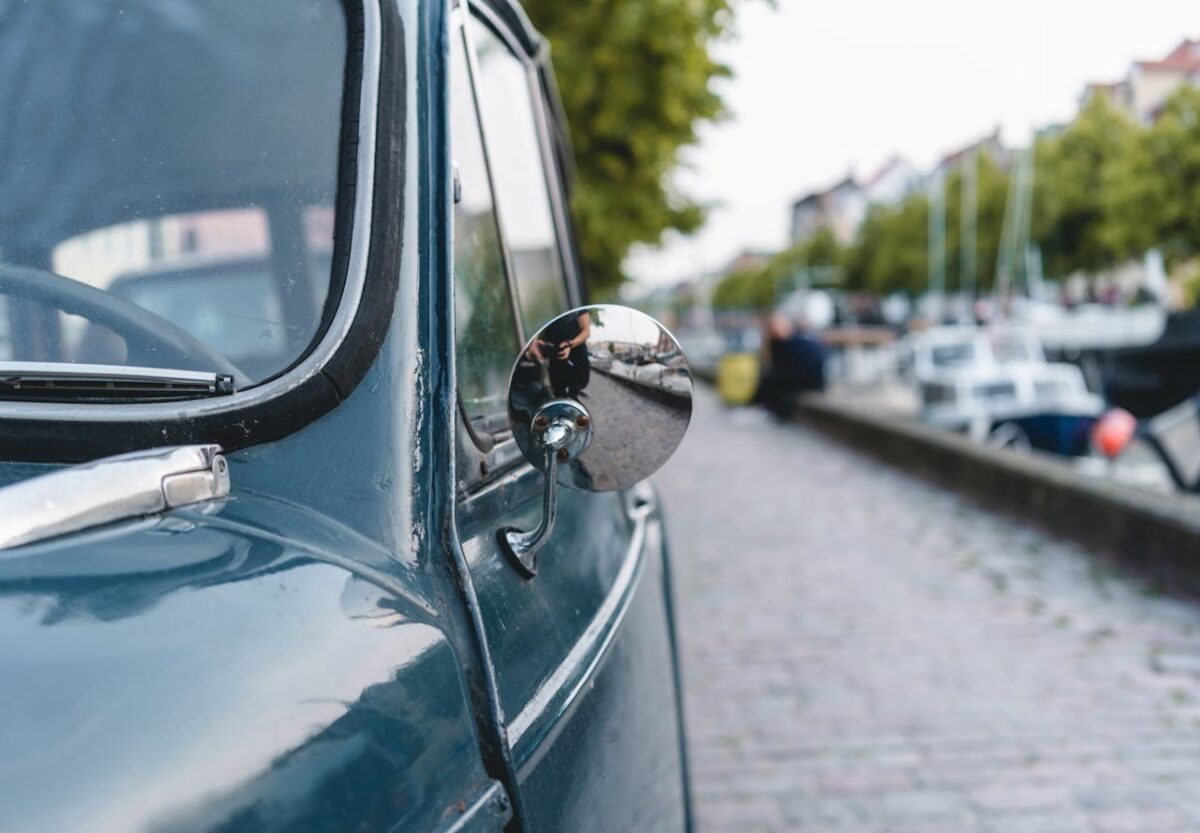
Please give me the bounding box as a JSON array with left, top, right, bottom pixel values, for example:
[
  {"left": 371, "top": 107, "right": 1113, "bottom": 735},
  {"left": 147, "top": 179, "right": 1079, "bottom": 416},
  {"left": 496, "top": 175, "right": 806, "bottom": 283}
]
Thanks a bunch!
[
  {"left": 842, "top": 206, "right": 884, "bottom": 292},
  {"left": 876, "top": 196, "right": 930, "bottom": 294},
  {"left": 1107, "top": 86, "right": 1200, "bottom": 266},
  {"left": 709, "top": 227, "right": 844, "bottom": 310},
  {"left": 1032, "top": 96, "right": 1136, "bottom": 277},
  {"left": 801, "top": 226, "right": 843, "bottom": 273},
  {"left": 1179, "top": 261, "right": 1200, "bottom": 308},
  {"left": 843, "top": 196, "right": 928, "bottom": 295},
  {"left": 711, "top": 265, "right": 776, "bottom": 310},
  {"left": 523, "top": 0, "right": 736, "bottom": 296}
]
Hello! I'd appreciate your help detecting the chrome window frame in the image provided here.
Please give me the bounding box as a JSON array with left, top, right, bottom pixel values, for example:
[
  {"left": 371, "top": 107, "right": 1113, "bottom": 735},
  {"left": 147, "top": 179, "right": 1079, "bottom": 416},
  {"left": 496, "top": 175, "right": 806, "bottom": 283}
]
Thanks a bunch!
[
  {"left": 453, "top": 4, "right": 522, "bottom": 482},
  {"left": 455, "top": 6, "right": 527, "bottom": 348},
  {"left": 465, "top": 2, "right": 583, "bottom": 334},
  {"left": 454, "top": 0, "right": 584, "bottom": 492}
]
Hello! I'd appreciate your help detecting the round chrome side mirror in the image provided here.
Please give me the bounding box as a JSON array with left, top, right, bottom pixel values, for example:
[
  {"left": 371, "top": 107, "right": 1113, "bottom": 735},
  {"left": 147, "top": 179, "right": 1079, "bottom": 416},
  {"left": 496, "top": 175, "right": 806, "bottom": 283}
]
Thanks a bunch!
[{"left": 501, "top": 305, "right": 692, "bottom": 575}]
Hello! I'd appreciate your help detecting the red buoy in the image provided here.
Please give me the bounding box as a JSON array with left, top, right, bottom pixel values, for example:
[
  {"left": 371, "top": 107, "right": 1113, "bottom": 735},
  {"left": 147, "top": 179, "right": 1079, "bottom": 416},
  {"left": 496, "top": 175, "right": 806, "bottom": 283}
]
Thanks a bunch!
[{"left": 1092, "top": 408, "right": 1137, "bottom": 459}]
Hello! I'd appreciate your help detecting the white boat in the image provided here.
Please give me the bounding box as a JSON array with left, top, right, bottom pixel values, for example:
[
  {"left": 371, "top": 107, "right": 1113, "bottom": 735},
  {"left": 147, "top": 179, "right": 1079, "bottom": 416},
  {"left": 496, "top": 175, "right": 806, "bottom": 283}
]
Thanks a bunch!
[
  {"left": 1014, "top": 299, "right": 1167, "bottom": 353},
  {"left": 906, "top": 326, "right": 1105, "bottom": 456}
]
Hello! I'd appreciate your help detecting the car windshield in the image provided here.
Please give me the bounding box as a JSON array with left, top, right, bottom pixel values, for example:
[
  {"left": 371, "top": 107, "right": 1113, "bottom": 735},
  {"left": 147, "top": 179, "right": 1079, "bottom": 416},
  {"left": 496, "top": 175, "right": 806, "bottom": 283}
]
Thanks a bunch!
[{"left": 0, "top": 0, "right": 347, "bottom": 390}]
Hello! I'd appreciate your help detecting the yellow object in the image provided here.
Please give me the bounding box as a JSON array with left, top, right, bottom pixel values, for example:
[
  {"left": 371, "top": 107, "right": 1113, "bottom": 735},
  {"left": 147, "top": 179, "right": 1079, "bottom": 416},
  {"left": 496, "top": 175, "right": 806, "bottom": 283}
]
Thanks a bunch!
[{"left": 716, "top": 352, "right": 760, "bottom": 406}]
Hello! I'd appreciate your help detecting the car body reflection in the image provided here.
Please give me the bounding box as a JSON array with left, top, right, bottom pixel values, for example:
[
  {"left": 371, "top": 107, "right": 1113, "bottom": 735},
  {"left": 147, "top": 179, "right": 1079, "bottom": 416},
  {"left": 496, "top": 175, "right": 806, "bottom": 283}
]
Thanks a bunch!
[{"left": 0, "top": 495, "right": 487, "bottom": 833}]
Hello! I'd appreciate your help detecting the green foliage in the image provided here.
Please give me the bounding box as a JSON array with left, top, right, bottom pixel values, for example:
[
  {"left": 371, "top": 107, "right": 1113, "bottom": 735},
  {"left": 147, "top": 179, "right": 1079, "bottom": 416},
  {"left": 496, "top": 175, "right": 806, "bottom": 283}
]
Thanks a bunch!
[
  {"left": 522, "top": 0, "right": 736, "bottom": 295},
  {"left": 843, "top": 197, "right": 930, "bottom": 295},
  {"left": 710, "top": 227, "right": 845, "bottom": 309},
  {"left": 802, "top": 226, "right": 843, "bottom": 269},
  {"left": 711, "top": 265, "right": 777, "bottom": 310},
  {"left": 1034, "top": 96, "right": 1137, "bottom": 275},
  {"left": 1179, "top": 259, "right": 1200, "bottom": 308},
  {"left": 1108, "top": 86, "right": 1200, "bottom": 266}
]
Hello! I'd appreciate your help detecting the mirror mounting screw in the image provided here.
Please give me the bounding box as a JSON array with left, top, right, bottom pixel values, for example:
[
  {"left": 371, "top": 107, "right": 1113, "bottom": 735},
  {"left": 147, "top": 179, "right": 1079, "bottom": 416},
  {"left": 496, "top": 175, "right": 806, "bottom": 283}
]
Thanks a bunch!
[
  {"left": 575, "top": 414, "right": 590, "bottom": 428},
  {"left": 533, "top": 415, "right": 550, "bottom": 429},
  {"left": 556, "top": 448, "right": 569, "bottom": 461}
]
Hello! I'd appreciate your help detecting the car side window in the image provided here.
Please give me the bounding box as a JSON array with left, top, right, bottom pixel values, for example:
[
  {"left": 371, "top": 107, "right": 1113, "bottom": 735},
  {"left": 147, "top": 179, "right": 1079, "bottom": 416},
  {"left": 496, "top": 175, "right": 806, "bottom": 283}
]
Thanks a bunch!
[
  {"left": 468, "top": 18, "right": 568, "bottom": 336},
  {"left": 452, "top": 22, "right": 522, "bottom": 436}
]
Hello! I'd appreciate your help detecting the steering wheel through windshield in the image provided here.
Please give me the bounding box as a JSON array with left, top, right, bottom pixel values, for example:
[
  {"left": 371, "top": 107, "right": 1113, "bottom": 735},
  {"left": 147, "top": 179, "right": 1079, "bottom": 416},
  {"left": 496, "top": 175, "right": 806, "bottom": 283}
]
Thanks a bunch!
[{"left": 0, "top": 264, "right": 247, "bottom": 385}]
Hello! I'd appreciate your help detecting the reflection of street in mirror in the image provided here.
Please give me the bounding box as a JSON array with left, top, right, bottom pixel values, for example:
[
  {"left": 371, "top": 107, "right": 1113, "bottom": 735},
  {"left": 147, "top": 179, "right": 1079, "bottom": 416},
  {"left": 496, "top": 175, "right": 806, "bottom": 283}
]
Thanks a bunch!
[{"left": 510, "top": 305, "right": 693, "bottom": 492}]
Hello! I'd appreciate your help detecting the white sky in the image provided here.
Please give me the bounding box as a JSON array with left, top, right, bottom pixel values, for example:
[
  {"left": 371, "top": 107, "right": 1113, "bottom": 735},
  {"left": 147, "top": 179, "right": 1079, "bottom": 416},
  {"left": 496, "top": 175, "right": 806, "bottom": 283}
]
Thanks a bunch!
[{"left": 625, "top": 0, "right": 1198, "bottom": 289}]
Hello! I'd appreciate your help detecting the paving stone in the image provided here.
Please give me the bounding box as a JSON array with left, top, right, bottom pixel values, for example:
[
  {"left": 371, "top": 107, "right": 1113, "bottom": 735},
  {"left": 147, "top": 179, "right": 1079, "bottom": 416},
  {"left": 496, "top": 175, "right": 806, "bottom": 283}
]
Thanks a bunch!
[
  {"left": 981, "top": 813, "right": 1088, "bottom": 833},
  {"left": 969, "top": 785, "right": 1075, "bottom": 815},
  {"left": 1090, "top": 807, "right": 1195, "bottom": 832},
  {"left": 657, "top": 387, "right": 1200, "bottom": 832},
  {"left": 878, "top": 789, "right": 973, "bottom": 821}
]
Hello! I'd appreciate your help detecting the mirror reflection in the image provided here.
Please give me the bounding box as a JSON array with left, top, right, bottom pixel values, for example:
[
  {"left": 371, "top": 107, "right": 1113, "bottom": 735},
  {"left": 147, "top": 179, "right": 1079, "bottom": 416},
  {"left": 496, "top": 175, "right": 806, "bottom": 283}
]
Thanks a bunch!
[{"left": 509, "top": 304, "right": 693, "bottom": 492}]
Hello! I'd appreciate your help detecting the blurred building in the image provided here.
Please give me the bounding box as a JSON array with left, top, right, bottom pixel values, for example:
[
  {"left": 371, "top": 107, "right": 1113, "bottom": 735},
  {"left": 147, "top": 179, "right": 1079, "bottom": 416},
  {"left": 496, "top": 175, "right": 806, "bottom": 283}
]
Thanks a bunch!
[
  {"left": 933, "top": 129, "right": 1007, "bottom": 177},
  {"left": 788, "top": 159, "right": 918, "bottom": 247},
  {"left": 1082, "top": 38, "right": 1200, "bottom": 122},
  {"left": 789, "top": 174, "right": 863, "bottom": 246},
  {"left": 862, "top": 156, "right": 921, "bottom": 206}
]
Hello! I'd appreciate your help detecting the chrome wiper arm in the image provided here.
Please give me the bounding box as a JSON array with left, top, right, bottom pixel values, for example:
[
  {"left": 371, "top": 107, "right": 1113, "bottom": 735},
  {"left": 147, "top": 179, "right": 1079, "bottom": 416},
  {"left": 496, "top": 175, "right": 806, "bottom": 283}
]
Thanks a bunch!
[{"left": 0, "top": 361, "right": 235, "bottom": 401}]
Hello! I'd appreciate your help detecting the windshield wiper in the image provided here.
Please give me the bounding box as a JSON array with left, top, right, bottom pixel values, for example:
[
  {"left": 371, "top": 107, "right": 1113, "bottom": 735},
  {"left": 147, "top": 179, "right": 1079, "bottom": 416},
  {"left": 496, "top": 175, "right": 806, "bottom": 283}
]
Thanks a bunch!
[{"left": 0, "top": 361, "right": 235, "bottom": 401}]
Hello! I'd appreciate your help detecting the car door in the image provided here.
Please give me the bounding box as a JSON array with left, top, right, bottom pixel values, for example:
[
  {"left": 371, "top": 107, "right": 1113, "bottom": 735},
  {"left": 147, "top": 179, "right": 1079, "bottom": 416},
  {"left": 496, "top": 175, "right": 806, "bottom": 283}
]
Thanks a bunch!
[{"left": 448, "top": 4, "right": 690, "bottom": 831}]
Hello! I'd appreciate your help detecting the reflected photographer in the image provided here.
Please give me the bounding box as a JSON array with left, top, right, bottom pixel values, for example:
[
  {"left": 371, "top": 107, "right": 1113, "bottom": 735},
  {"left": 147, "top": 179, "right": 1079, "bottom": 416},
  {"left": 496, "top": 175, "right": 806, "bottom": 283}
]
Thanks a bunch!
[{"left": 532, "top": 310, "right": 591, "bottom": 399}]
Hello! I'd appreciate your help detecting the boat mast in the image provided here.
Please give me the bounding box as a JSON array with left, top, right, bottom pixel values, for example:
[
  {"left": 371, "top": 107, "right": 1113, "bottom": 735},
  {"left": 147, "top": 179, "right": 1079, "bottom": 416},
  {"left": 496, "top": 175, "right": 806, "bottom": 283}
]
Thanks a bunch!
[
  {"left": 927, "top": 168, "right": 947, "bottom": 320},
  {"left": 960, "top": 147, "right": 979, "bottom": 305},
  {"left": 995, "top": 144, "right": 1034, "bottom": 319}
]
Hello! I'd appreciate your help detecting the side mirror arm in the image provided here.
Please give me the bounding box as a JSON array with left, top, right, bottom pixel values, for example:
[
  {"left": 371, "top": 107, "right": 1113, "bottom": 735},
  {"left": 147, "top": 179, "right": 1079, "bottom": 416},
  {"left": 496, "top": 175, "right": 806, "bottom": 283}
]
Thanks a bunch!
[{"left": 499, "top": 399, "right": 591, "bottom": 578}]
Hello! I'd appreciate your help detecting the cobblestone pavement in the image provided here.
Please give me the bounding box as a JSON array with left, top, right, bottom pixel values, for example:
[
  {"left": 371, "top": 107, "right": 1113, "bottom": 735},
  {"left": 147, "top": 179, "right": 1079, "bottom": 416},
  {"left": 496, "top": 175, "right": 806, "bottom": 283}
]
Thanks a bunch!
[
  {"left": 656, "top": 386, "right": 1200, "bottom": 832},
  {"left": 577, "top": 371, "right": 689, "bottom": 491}
]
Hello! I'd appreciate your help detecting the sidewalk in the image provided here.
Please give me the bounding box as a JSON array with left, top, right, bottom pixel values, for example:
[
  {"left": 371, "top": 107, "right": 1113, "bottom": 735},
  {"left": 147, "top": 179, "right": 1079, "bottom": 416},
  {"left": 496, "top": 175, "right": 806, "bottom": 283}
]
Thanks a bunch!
[{"left": 658, "top": 387, "right": 1200, "bottom": 832}]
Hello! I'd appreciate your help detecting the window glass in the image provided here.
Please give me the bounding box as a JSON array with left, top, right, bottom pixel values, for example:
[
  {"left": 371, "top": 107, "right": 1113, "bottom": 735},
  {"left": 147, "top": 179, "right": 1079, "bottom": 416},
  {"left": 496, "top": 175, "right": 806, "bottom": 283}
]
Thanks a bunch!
[
  {"left": 931, "top": 343, "right": 976, "bottom": 368},
  {"left": 469, "top": 19, "right": 567, "bottom": 335},
  {"left": 452, "top": 25, "right": 522, "bottom": 431},
  {"left": 992, "top": 335, "right": 1034, "bottom": 364},
  {"left": 0, "top": 0, "right": 346, "bottom": 389}
]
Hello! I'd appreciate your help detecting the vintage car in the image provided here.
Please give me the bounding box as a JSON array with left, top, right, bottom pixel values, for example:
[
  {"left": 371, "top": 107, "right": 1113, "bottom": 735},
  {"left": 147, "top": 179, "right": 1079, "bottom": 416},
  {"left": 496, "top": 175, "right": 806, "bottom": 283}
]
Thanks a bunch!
[{"left": 0, "top": 1, "right": 694, "bottom": 831}]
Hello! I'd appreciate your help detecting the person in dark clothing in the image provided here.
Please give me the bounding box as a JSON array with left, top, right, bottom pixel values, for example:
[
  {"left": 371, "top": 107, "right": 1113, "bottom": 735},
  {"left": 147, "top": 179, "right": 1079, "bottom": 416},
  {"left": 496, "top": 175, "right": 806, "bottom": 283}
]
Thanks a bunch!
[
  {"left": 757, "top": 313, "right": 826, "bottom": 418},
  {"left": 534, "top": 311, "right": 591, "bottom": 399}
]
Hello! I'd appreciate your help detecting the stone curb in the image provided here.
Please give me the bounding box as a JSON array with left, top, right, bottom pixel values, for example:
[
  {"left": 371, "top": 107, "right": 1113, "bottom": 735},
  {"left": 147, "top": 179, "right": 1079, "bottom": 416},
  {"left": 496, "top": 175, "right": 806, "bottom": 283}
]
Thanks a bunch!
[{"left": 791, "top": 393, "right": 1200, "bottom": 594}]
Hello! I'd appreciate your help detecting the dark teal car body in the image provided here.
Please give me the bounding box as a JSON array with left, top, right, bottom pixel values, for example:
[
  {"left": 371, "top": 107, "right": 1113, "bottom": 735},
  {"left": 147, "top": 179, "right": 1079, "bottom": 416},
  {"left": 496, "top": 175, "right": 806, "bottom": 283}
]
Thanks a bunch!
[{"left": 0, "top": 1, "right": 692, "bottom": 830}]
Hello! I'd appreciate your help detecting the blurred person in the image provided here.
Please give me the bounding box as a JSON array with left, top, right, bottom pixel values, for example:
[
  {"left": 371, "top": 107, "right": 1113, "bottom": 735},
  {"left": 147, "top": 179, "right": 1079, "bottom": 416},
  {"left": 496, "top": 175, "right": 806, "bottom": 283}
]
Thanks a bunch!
[
  {"left": 756, "top": 312, "right": 827, "bottom": 418},
  {"left": 537, "top": 310, "right": 591, "bottom": 399}
]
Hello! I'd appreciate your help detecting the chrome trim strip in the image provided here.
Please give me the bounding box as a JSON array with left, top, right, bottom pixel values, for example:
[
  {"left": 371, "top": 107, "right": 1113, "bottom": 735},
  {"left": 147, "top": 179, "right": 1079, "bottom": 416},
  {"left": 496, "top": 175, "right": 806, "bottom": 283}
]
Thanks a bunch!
[
  {"left": 0, "top": 0, "right": 382, "bottom": 424},
  {"left": 0, "top": 445, "right": 230, "bottom": 550},
  {"left": 506, "top": 497, "right": 649, "bottom": 751}
]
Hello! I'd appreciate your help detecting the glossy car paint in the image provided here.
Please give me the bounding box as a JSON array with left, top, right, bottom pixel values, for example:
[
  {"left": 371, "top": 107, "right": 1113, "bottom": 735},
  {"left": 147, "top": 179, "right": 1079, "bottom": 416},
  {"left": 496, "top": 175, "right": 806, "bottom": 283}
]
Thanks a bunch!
[
  {"left": 457, "top": 481, "right": 689, "bottom": 832},
  {"left": 0, "top": 495, "right": 501, "bottom": 832},
  {"left": 0, "top": 0, "right": 692, "bottom": 830}
]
